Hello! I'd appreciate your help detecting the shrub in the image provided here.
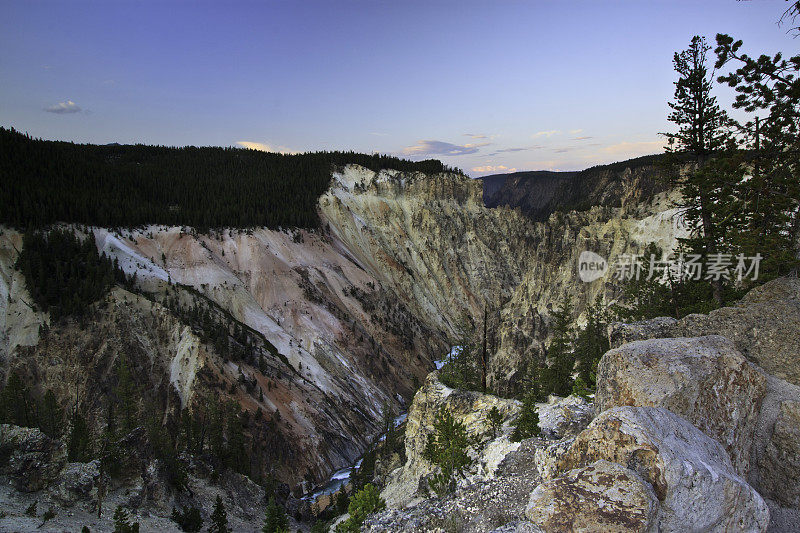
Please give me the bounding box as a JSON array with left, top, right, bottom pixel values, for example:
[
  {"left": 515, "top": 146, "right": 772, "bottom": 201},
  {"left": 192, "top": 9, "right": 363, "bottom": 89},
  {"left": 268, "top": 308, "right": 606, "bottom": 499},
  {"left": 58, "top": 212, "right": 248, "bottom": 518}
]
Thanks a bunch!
[
  {"left": 335, "top": 484, "right": 386, "bottom": 532},
  {"left": 422, "top": 408, "right": 471, "bottom": 496}
]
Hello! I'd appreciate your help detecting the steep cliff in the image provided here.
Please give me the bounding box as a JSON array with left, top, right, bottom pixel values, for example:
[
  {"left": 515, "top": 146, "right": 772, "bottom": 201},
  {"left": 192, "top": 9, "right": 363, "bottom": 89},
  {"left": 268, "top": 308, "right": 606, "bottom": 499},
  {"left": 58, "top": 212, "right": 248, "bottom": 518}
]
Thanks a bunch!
[
  {"left": 0, "top": 221, "right": 444, "bottom": 490},
  {"left": 319, "top": 166, "right": 538, "bottom": 338},
  {"left": 487, "top": 192, "right": 687, "bottom": 391}
]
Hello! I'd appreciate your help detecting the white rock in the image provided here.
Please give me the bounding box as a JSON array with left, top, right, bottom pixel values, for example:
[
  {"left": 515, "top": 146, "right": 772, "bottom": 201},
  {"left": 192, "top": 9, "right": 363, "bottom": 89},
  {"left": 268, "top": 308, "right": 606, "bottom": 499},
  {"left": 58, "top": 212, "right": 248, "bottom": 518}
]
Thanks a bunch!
[{"left": 560, "top": 406, "right": 770, "bottom": 532}]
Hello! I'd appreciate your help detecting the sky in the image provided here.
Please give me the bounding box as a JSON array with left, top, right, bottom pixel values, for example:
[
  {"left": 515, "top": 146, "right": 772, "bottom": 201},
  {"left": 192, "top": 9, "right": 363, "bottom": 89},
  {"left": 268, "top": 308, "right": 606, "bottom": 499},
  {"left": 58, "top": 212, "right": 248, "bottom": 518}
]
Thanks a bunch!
[{"left": 0, "top": 0, "right": 796, "bottom": 176}]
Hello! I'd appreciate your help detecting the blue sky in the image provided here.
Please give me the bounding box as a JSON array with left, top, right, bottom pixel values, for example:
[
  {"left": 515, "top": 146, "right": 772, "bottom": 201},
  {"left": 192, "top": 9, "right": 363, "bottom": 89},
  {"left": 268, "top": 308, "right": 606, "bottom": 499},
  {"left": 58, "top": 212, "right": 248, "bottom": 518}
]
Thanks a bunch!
[{"left": 0, "top": 0, "right": 794, "bottom": 176}]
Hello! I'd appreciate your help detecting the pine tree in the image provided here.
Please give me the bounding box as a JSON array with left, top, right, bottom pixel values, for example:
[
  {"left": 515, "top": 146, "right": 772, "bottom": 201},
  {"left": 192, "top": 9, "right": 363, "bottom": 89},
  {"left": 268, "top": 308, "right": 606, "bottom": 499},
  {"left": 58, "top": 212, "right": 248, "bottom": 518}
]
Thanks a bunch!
[
  {"left": 510, "top": 392, "right": 540, "bottom": 442},
  {"left": 67, "top": 409, "right": 92, "bottom": 462},
  {"left": 171, "top": 505, "right": 203, "bottom": 532},
  {"left": 539, "top": 297, "right": 574, "bottom": 398},
  {"left": 422, "top": 408, "right": 470, "bottom": 496},
  {"left": 38, "top": 389, "right": 64, "bottom": 439},
  {"left": 487, "top": 406, "right": 503, "bottom": 440},
  {"left": 262, "top": 497, "right": 288, "bottom": 533},
  {"left": 208, "top": 496, "right": 231, "bottom": 533},
  {"left": 112, "top": 506, "right": 139, "bottom": 533},
  {"left": 572, "top": 295, "right": 610, "bottom": 398},
  {"left": 336, "top": 484, "right": 386, "bottom": 533},
  {"left": 379, "top": 401, "right": 396, "bottom": 458},
  {"left": 664, "top": 35, "right": 735, "bottom": 307},
  {"left": 715, "top": 30, "right": 800, "bottom": 281},
  {"left": 114, "top": 355, "right": 139, "bottom": 436},
  {"left": 224, "top": 404, "right": 249, "bottom": 476},
  {"left": 0, "top": 372, "right": 37, "bottom": 427}
]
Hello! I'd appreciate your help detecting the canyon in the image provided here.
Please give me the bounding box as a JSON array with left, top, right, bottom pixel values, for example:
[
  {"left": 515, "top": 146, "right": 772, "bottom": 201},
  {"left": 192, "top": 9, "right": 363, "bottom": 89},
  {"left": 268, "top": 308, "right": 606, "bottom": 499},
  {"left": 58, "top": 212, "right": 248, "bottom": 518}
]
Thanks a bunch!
[{"left": 0, "top": 157, "right": 728, "bottom": 530}]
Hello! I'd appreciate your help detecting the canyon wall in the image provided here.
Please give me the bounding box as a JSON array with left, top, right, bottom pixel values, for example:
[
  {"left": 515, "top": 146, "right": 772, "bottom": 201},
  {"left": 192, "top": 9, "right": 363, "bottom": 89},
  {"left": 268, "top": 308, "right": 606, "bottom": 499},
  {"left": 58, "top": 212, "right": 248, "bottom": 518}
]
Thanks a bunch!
[{"left": 0, "top": 160, "right": 684, "bottom": 490}]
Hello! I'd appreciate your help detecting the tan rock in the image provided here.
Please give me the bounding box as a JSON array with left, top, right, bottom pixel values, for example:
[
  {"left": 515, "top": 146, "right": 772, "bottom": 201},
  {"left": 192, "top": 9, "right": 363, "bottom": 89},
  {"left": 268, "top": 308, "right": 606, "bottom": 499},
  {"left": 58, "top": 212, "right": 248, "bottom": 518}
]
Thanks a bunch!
[
  {"left": 526, "top": 459, "right": 658, "bottom": 533},
  {"left": 595, "top": 335, "right": 766, "bottom": 474},
  {"left": 560, "top": 407, "right": 770, "bottom": 533},
  {"left": 609, "top": 277, "right": 800, "bottom": 386},
  {"left": 749, "top": 374, "right": 800, "bottom": 509},
  {"left": 534, "top": 437, "right": 574, "bottom": 481}
]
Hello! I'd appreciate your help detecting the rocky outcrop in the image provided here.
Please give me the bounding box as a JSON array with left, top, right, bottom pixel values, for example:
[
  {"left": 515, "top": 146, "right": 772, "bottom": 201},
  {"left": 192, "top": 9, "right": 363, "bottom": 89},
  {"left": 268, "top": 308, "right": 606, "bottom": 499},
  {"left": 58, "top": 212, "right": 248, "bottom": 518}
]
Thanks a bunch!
[
  {"left": 537, "top": 395, "right": 594, "bottom": 440},
  {"left": 365, "top": 437, "right": 547, "bottom": 532},
  {"left": 0, "top": 424, "right": 67, "bottom": 492},
  {"left": 765, "top": 400, "right": 800, "bottom": 507},
  {"left": 381, "top": 372, "right": 521, "bottom": 508},
  {"left": 557, "top": 407, "right": 770, "bottom": 532},
  {"left": 49, "top": 461, "right": 100, "bottom": 507},
  {"left": 525, "top": 459, "right": 659, "bottom": 533},
  {"left": 595, "top": 335, "right": 767, "bottom": 474},
  {"left": 0, "top": 230, "right": 46, "bottom": 362},
  {"left": 533, "top": 438, "right": 575, "bottom": 481},
  {"left": 749, "top": 374, "right": 800, "bottom": 509},
  {"left": 609, "top": 277, "right": 800, "bottom": 387}
]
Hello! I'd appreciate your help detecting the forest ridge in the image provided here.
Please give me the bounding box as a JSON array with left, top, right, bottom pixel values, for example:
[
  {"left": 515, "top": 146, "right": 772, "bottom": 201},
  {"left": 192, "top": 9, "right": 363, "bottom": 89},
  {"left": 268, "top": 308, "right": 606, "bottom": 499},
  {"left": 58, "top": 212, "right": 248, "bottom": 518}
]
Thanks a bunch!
[{"left": 0, "top": 127, "right": 461, "bottom": 231}]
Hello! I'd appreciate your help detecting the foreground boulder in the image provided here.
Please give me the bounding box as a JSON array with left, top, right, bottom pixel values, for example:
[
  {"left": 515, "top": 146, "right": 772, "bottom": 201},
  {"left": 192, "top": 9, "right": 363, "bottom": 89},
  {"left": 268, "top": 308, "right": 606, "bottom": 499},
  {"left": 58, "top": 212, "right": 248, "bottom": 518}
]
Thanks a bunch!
[
  {"left": 558, "top": 407, "right": 770, "bottom": 532},
  {"left": 748, "top": 374, "right": 800, "bottom": 509},
  {"left": 0, "top": 424, "right": 67, "bottom": 492},
  {"left": 526, "top": 459, "right": 658, "bottom": 533},
  {"left": 609, "top": 277, "right": 800, "bottom": 386},
  {"left": 595, "top": 335, "right": 766, "bottom": 474}
]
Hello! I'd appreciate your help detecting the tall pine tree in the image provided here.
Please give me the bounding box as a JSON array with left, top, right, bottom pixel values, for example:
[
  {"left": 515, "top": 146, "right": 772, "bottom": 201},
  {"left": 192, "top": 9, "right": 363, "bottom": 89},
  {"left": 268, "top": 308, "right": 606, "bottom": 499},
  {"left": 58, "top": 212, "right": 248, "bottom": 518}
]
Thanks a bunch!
[
  {"left": 539, "top": 297, "right": 575, "bottom": 398},
  {"left": 664, "top": 35, "right": 735, "bottom": 307}
]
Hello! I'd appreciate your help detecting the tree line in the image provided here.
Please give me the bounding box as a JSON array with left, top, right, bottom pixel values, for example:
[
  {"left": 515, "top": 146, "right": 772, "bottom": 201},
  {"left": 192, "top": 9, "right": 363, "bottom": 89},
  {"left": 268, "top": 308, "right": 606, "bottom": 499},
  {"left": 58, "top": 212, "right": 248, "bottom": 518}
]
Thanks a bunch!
[{"left": 0, "top": 127, "right": 463, "bottom": 231}]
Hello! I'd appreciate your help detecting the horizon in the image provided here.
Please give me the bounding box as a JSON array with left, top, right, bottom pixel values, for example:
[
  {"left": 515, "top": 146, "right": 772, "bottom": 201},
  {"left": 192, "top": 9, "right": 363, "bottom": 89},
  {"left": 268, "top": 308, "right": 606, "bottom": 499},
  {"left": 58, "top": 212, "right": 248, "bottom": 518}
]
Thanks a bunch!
[{"left": 1, "top": 0, "right": 794, "bottom": 177}]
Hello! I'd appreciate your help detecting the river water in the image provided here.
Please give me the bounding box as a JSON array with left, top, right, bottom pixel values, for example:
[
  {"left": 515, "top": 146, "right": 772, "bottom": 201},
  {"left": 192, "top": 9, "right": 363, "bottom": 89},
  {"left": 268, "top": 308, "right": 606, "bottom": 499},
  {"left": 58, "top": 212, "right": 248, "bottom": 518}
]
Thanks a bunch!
[{"left": 302, "top": 412, "right": 408, "bottom": 501}]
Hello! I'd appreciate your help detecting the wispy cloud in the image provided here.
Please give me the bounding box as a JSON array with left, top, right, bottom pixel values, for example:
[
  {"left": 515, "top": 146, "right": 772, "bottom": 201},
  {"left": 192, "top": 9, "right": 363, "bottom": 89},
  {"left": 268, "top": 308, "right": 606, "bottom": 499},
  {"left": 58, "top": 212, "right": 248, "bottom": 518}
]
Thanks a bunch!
[
  {"left": 602, "top": 140, "right": 663, "bottom": 157},
  {"left": 533, "top": 130, "right": 561, "bottom": 138},
  {"left": 369, "top": 132, "right": 389, "bottom": 137},
  {"left": 463, "top": 133, "right": 488, "bottom": 139},
  {"left": 472, "top": 165, "right": 517, "bottom": 174},
  {"left": 487, "top": 145, "right": 543, "bottom": 156},
  {"left": 44, "top": 100, "right": 82, "bottom": 114},
  {"left": 569, "top": 129, "right": 584, "bottom": 135},
  {"left": 401, "top": 139, "right": 491, "bottom": 157},
  {"left": 236, "top": 141, "right": 297, "bottom": 154},
  {"left": 572, "top": 136, "right": 593, "bottom": 141}
]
